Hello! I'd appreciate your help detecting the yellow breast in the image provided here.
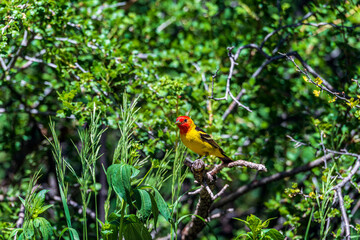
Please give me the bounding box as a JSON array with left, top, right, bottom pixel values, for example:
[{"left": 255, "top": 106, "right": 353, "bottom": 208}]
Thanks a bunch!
[{"left": 180, "top": 128, "right": 222, "bottom": 157}]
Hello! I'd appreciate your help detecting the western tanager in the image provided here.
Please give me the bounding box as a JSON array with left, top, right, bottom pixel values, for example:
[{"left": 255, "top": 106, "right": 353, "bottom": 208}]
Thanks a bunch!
[{"left": 175, "top": 116, "right": 232, "bottom": 163}]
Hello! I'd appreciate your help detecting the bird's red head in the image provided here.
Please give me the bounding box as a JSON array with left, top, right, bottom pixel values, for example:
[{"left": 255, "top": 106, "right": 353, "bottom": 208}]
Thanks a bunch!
[{"left": 175, "top": 116, "right": 193, "bottom": 134}]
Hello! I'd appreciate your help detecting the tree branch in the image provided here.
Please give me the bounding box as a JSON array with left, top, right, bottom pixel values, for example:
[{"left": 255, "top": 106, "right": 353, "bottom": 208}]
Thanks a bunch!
[
  {"left": 209, "top": 47, "right": 252, "bottom": 113},
  {"left": 181, "top": 158, "right": 266, "bottom": 239},
  {"left": 212, "top": 153, "right": 334, "bottom": 210},
  {"left": 336, "top": 188, "right": 350, "bottom": 240}
]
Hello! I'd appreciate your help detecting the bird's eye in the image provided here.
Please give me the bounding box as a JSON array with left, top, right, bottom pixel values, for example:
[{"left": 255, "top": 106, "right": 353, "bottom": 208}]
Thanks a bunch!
[{"left": 184, "top": 119, "right": 187, "bottom": 123}]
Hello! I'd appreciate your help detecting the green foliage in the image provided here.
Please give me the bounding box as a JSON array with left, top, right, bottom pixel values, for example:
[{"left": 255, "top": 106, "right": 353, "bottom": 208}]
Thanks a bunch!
[
  {"left": 2, "top": 0, "right": 360, "bottom": 239},
  {"left": 10, "top": 173, "right": 54, "bottom": 240},
  {"left": 234, "top": 215, "right": 284, "bottom": 240},
  {"left": 46, "top": 120, "right": 79, "bottom": 240},
  {"left": 106, "top": 162, "right": 172, "bottom": 223}
]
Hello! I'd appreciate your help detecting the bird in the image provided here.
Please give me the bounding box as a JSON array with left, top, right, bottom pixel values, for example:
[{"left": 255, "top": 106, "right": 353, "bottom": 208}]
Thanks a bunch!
[{"left": 175, "top": 116, "right": 232, "bottom": 163}]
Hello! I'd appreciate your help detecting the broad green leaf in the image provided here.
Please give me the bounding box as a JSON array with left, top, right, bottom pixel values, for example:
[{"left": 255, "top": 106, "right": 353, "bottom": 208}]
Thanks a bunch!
[
  {"left": 108, "top": 212, "right": 122, "bottom": 222},
  {"left": 123, "top": 215, "right": 152, "bottom": 240},
  {"left": 107, "top": 163, "right": 137, "bottom": 203},
  {"left": 149, "top": 192, "right": 159, "bottom": 230},
  {"left": 133, "top": 189, "right": 152, "bottom": 220},
  {"left": 261, "top": 217, "right": 276, "bottom": 228},
  {"left": 152, "top": 188, "right": 171, "bottom": 222},
  {"left": 33, "top": 217, "right": 53, "bottom": 240},
  {"left": 262, "top": 229, "right": 284, "bottom": 240},
  {"left": 33, "top": 190, "right": 49, "bottom": 210},
  {"left": 130, "top": 167, "right": 140, "bottom": 178},
  {"left": 23, "top": 219, "right": 35, "bottom": 239}
]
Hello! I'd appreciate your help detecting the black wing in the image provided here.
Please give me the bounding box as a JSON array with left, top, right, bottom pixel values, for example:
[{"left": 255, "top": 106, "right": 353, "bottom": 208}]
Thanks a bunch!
[
  {"left": 196, "top": 126, "right": 232, "bottom": 162},
  {"left": 196, "top": 126, "right": 221, "bottom": 149}
]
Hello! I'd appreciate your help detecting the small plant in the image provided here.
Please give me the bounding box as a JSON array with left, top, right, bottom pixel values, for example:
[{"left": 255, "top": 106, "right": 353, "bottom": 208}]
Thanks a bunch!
[
  {"left": 99, "top": 94, "right": 173, "bottom": 239},
  {"left": 234, "top": 214, "right": 284, "bottom": 240},
  {"left": 102, "top": 162, "right": 172, "bottom": 240},
  {"left": 10, "top": 171, "right": 54, "bottom": 240}
]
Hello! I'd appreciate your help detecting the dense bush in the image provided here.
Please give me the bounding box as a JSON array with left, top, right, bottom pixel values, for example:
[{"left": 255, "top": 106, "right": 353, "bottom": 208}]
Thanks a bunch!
[{"left": 1, "top": 0, "right": 360, "bottom": 239}]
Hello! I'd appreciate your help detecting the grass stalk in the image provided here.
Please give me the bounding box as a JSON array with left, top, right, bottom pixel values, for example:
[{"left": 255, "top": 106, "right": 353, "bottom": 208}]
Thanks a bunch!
[
  {"left": 47, "top": 120, "right": 75, "bottom": 240},
  {"left": 119, "top": 199, "right": 126, "bottom": 239}
]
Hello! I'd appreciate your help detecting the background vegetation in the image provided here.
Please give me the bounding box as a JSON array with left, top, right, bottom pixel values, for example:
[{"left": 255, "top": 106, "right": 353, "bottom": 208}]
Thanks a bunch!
[{"left": 1, "top": 0, "right": 360, "bottom": 239}]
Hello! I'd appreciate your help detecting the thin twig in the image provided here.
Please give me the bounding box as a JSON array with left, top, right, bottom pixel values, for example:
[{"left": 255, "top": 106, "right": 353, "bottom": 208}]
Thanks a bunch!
[
  {"left": 280, "top": 52, "right": 356, "bottom": 106},
  {"left": 333, "top": 158, "right": 360, "bottom": 190},
  {"left": 0, "top": 56, "right": 7, "bottom": 70},
  {"left": 211, "top": 153, "right": 334, "bottom": 209},
  {"left": 212, "top": 184, "right": 229, "bottom": 200},
  {"left": 209, "top": 48, "right": 252, "bottom": 112},
  {"left": 208, "top": 159, "right": 267, "bottom": 177},
  {"left": 336, "top": 188, "right": 351, "bottom": 240},
  {"left": 210, "top": 68, "right": 220, "bottom": 99},
  {"left": 222, "top": 89, "right": 245, "bottom": 120},
  {"left": 7, "top": 30, "right": 30, "bottom": 70},
  {"left": 319, "top": 131, "right": 327, "bottom": 168}
]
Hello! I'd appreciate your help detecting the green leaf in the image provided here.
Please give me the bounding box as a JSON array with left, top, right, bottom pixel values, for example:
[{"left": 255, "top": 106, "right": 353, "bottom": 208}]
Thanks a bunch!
[
  {"left": 133, "top": 189, "right": 152, "bottom": 220},
  {"left": 262, "top": 229, "right": 284, "bottom": 240},
  {"left": 36, "top": 204, "right": 53, "bottom": 215},
  {"left": 123, "top": 215, "right": 152, "bottom": 240},
  {"left": 152, "top": 188, "right": 171, "bottom": 222},
  {"left": 58, "top": 185, "right": 75, "bottom": 240},
  {"left": 19, "top": 196, "right": 26, "bottom": 207},
  {"left": 10, "top": 228, "right": 23, "bottom": 239},
  {"left": 59, "top": 227, "right": 80, "bottom": 240},
  {"left": 23, "top": 219, "right": 35, "bottom": 239},
  {"left": 33, "top": 217, "right": 53, "bottom": 240},
  {"left": 33, "top": 190, "right": 49, "bottom": 210},
  {"left": 107, "top": 163, "right": 138, "bottom": 203},
  {"left": 262, "top": 217, "right": 276, "bottom": 228},
  {"left": 108, "top": 212, "right": 122, "bottom": 222},
  {"left": 149, "top": 192, "right": 159, "bottom": 229}
]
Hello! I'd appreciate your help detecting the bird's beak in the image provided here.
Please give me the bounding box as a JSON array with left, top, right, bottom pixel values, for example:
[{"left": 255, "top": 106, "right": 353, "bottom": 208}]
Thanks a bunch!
[{"left": 175, "top": 120, "right": 181, "bottom": 125}]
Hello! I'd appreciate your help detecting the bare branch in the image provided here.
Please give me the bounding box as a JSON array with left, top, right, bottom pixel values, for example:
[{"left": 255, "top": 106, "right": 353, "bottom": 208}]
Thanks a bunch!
[
  {"left": 208, "top": 159, "right": 267, "bottom": 177},
  {"left": 15, "top": 204, "right": 25, "bottom": 229},
  {"left": 2, "top": 19, "right": 14, "bottom": 35},
  {"left": 286, "top": 135, "right": 310, "bottom": 148},
  {"left": 93, "top": 2, "right": 127, "bottom": 19},
  {"left": 23, "top": 56, "right": 57, "bottom": 69},
  {"left": 222, "top": 89, "right": 246, "bottom": 120},
  {"left": 336, "top": 188, "right": 351, "bottom": 240},
  {"left": 0, "top": 56, "right": 7, "bottom": 70},
  {"left": 192, "top": 63, "right": 209, "bottom": 92},
  {"left": 280, "top": 52, "right": 356, "bottom": 106},
  {"left": 157, "top": 16, "right": 176, "bottom": 33},
  {"left": 210, "top": 68, "right": 220, "bottom": 99},
  {"left": 209, "top": 48, "right": 252, "bottom": 112},
  {"left": 319, "top": 131, "right": 327, "bottom": 168},
  {"left": 212, "top": 184, "right": 229, "bottom": 200},
  {"left": 212, "top": 153, "right": 334, "bottom": 209},
  {"left": 333, "top": 158, "right": 360, "bottom": 190},
  {"left": 193, "top": 63, "right": 213, "bottom": 122},
  {"left": 7, "top": 30, "right": 30, "bottom": 70},
  {"left": 75, "top": 62, "right": 88, "bottom": 73}
]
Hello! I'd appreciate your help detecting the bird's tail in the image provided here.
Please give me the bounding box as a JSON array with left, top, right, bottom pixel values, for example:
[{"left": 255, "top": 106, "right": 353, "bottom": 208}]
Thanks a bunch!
[{"left": 219, "top": 154, "right": 233, "bottom": 163}]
